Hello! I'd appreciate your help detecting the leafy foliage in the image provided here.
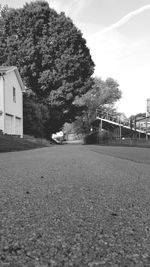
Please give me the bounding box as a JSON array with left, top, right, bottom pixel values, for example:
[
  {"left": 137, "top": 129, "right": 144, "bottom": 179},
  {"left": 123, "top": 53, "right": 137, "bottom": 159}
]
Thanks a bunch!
[
  {"left": 66, "top": 77, "right": 122, "bottom": 134},
  {"left": 0, "top": 1, "right": 94, "bottom": 136},
  {"left": 23, "top": 93, "right": 49, "bottom": 137}
]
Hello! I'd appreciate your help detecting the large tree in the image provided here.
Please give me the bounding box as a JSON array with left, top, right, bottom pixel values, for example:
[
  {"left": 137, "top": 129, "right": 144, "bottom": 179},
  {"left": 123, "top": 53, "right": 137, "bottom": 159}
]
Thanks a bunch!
[
  {"left": 23, "top": 93, "right": 49, "bottom": 138},
  {"left": 0, "top": 1, "right": 94, "bottom": 136},
  {"left": 67, "top": 77, "right": 122, "bottom": 134}
]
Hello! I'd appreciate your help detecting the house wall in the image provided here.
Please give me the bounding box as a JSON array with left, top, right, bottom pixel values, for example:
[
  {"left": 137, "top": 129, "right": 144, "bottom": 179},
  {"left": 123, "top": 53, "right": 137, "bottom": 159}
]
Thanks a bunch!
[
  {"left": 4, "top": 71, "right": 23, "bottom": 137},
  {"left": 0, "top": 76, "right": 4, "bottom": 131}
]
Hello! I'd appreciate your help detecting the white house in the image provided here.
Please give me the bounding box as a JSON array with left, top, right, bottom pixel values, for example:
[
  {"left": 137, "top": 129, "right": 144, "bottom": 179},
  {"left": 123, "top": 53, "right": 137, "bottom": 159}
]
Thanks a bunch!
[{"left": 0, "top": 66, "right": 25, "bottom": 137}]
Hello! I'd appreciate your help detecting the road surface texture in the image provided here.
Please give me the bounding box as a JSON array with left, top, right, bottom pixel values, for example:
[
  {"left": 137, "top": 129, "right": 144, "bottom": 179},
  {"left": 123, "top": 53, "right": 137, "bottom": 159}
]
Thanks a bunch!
[{"left": 0, "top": 144, "right": 150, "bottom": 267}]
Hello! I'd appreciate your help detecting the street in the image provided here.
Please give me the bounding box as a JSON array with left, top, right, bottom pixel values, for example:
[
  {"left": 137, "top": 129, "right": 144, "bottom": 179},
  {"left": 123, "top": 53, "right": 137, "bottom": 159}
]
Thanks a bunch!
[{"left": 0, "top": 144, "right": 150, "bottom": 266}]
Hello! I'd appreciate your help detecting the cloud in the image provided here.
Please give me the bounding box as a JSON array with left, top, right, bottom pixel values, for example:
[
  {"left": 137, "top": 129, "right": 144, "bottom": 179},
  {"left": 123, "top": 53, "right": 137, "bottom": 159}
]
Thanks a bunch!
[
  {"left": 69, "top": 0, "right": 92, "bottom": 19},
  {"left": 86, "top": 3, "right": 150, "bottom": 116},
  {"left": 95, "top": 4, "right": 150, "bottom": 36},
  {"left": 47, "top": 0, "right": 91, "bottom": 19},
  {"left": 86, "top": 3, "right": 150, "bottom": 80}
]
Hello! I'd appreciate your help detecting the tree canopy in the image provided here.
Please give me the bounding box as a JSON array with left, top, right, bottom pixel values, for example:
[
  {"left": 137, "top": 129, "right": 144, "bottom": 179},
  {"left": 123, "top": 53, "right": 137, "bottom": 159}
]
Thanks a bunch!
[
  {"left": 66, "top": 77, "right": 122, "bottom": 134},
  {"left": 0, "top": 1, "right": 94, "bottom": 137}
]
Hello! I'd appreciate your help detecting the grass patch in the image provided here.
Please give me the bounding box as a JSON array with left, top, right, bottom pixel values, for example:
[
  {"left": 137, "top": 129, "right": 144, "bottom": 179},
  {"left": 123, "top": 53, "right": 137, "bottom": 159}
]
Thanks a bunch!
[{"left": 0, "top": 134, "right": 52, "bottom": 152}]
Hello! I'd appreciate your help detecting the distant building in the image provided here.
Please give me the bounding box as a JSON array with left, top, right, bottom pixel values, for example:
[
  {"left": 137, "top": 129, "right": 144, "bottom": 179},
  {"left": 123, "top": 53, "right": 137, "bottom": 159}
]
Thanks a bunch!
[
  {"left": 136, "top": 117, "right": 150, "bottom": 132},
  {"left": 0, "top": 66, "right": 25, "bottom": 137}
]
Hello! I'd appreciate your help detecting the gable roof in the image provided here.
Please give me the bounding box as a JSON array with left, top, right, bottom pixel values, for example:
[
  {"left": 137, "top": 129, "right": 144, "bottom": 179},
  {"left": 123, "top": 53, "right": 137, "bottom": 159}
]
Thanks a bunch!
[{"left": 0, "top": 66, "right": 25, "bottom": 92}]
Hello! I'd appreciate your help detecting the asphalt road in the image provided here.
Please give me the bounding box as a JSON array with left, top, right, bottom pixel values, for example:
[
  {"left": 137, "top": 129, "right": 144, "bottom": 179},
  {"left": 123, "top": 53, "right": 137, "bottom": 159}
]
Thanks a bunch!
[{"left": 0, "top": 144, "right": 150, "bottom": 266}]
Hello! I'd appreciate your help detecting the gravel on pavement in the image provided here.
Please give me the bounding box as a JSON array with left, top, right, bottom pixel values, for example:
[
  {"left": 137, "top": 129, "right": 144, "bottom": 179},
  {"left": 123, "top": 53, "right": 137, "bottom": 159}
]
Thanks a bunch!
[{"left": 0, "top": 144, "right": 150, "bottom": 266}]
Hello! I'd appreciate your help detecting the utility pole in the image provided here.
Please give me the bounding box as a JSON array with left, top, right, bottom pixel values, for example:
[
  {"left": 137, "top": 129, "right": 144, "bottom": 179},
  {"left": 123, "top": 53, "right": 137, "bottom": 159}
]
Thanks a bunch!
[
  {"left": 119, "top": 125, "right": 121, "bottom": 139},
  {"left": 146, "top": 116, "right": 148, "bottom": 141},
  {"left": 146, "top": 98, "right": 150, "bottom": 141},
  {"left": 134, "top": 116, "right": 137, "bottom": 140},
  {"left": 100, "top": 119, "right": 103, "bottom": 131},
  {"left": 139, "top": 124, "right": 141, "bottom": 140}
]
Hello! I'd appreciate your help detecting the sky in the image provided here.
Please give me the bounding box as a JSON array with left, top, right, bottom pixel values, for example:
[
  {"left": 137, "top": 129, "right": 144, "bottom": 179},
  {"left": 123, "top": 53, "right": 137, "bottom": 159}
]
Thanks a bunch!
[{"left": 1, "top": 0, "right": 150, "bottom": 117}]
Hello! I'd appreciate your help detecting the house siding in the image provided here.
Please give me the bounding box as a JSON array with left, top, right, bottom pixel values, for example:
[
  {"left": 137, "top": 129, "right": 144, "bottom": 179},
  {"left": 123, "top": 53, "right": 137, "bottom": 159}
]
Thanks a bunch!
[
  {"left": 4, "top": 71, "right": 23, "bottom": 137},
  {"left": 0, "top": 68, "right": 23, "bottom": 137},
  {"left": 5, "top": 71, "right": 22, "bottom": 118}
]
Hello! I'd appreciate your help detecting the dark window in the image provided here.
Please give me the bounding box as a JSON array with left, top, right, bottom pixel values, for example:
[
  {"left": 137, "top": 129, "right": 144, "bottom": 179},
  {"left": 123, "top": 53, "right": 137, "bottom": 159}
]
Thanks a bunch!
[{"left": 13, "top": 87, "right": 16, "bottom": 102}]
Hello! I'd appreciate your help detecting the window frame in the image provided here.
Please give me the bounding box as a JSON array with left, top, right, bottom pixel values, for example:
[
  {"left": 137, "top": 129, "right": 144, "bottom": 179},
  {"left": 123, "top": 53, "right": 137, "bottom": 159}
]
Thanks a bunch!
[{"left": 13, "top": 87, "right": 16, "bottom": 103}]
